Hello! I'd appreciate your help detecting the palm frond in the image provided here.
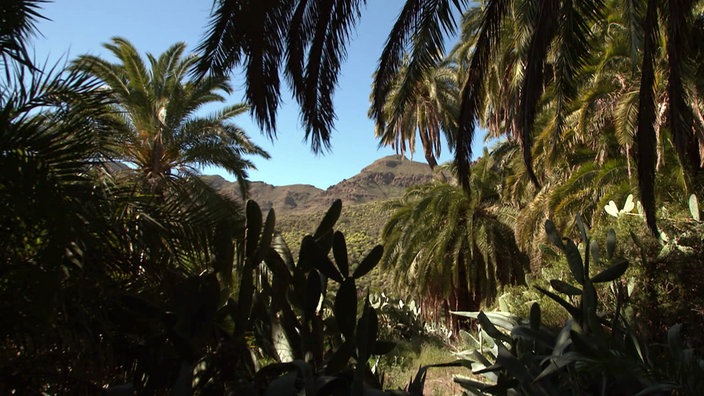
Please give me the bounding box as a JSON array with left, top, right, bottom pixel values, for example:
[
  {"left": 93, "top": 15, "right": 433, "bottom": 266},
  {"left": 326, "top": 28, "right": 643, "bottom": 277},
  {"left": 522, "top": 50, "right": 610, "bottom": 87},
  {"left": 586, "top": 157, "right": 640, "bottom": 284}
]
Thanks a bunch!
[
  {"left": 372, "top": 0, "right": 466, "bottom": 129},
  {"left": 552, "top": 0, "right": 604, "bottom": 149},
  {"left": 622, "top": 0, "right": 644, "bottom": 70},
  {"left": 296, "top": 0, "right": 365, "bottom": 152},
  {"left": 0, "top": 0, "right": 46, "bottom": 69},
  {"left": 518, "top": 0, "right": 559, "bottom": 188},
  {"left": 456, "top": 0, "right": 509, "bottom": 192},
  {"left": 635, "top": 0, "right": 659, "bottom": 234},
  {"left": 663, "top": 0, "right": 700, "bottom": 173}
]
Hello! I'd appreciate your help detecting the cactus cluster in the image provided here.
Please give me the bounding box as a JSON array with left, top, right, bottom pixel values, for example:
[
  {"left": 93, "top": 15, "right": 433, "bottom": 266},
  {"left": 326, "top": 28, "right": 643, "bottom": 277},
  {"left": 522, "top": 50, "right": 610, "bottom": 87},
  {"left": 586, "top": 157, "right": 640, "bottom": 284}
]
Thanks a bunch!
[
  {"left": 175, "top": 199, "right": 409, "bottom": 395},
  {"left": 442, "top": 216, "right": 704, "bottom": 395}
]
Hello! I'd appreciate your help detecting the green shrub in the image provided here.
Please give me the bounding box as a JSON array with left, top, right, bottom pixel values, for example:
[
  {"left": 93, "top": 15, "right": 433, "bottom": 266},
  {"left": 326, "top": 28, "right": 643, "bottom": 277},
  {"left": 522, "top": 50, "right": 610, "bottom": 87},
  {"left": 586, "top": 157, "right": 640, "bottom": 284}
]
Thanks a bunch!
[{"left": 444, "top": 216, "right": 704, "bottom": 395}]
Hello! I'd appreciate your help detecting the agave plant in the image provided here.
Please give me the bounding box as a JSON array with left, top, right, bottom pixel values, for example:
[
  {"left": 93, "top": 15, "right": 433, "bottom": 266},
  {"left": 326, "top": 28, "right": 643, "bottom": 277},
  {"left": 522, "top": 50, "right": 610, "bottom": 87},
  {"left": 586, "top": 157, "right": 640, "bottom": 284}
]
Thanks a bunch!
[{"left": 448, "top": 216, "right": 704, "bottom": 395}]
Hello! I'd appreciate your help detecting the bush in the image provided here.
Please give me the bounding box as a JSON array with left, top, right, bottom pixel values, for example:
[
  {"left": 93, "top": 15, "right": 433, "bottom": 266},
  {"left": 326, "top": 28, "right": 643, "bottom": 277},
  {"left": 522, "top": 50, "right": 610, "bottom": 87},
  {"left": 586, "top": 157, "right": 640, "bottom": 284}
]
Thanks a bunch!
[{"left": 445, "top": 216, "right": 704, "bottom": 395}]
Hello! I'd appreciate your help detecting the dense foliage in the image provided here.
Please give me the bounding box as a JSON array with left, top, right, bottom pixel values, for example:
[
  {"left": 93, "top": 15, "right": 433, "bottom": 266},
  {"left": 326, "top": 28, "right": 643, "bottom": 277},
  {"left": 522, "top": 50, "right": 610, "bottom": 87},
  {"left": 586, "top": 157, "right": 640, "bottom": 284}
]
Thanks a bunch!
[
  {"left": 199, "top": 0, "right": 704, "bottom": 233},
  {"left": 3, "top": 0, "right": 704, "bottom": 394},
  {"left": 450, "top": 218, "right": 704, "bottom": 395}
]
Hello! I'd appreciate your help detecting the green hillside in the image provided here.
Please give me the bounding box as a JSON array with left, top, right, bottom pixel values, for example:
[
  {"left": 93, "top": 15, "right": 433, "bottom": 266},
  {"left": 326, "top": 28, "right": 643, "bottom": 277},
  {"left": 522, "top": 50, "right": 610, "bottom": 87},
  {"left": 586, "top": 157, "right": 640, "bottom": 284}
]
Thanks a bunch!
[{"left": 276, "top": 199, "right": 394, "bottom": 292}]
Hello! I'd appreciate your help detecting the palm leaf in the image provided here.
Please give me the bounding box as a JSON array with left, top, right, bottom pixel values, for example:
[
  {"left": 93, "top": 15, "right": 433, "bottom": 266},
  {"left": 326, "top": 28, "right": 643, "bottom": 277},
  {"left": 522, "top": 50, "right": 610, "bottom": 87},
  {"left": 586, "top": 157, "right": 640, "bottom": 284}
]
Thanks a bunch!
[
  {"left": 456, "top": 0, "right": 509, "bottom": 191},
  {"left": 635, "top": 0, "right": 659, "bottom": 234},
  {"left": 664, "top": 0, "right": 700, "bottom": 173},
  {"left": 0, "top": 0, "right": 46, "bottom": 68}
]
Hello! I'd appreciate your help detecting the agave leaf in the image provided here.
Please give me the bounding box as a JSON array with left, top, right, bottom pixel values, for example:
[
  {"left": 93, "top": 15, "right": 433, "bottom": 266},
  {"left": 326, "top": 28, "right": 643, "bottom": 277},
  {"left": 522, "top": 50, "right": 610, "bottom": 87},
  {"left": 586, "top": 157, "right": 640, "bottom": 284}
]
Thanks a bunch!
[
  {"left": 689, "top": 194, "right": 700, "bottom": 221},
  {"left": 484, "top": 377, "right": 521, "bottom": 394},
  {"left": 452, "top": 311, "right": 522, "bottom": 331},
  {"left": 635, "top": 384, "right": 681, "bottom": 396},
  {"left": 353, "top": 245, "right": 383, "bottom": 279},
  {"left": 454, "top": 376, "right": 495, "bottom": 393},
  {"left": 470, "top": 350, "right": 493, "bottom": 369},
  {"left": 512, "top": 326, "right": 556, "bottom": 350},
  {"left": 534, "top": 352, "right": 580, "bottom": 381},
  {"left": 564, "top": 239, "right": 584, "bottom": 284},
  {"left": 271, "top": 320, "right": 295, "bottom": 362},
  {"left": 535, "top": 286, "right": 582, "bottom": 320},
  {"left": 544, "top": 220, "right": 564, "bottom": 249},
  {"left": 668, "top": 323, "right": 683, "bottom": 362},
  {"left": 272, "top": 232, "right": 296, "bottom": 270},
  {"left": 606, "top": 228, "right": 616, "bottom": 260},
  {"left": 495, "top": 343, "right": 530, "bottom": 383},
  {"left": 477, "top": 312, "right": 512, "bottom": 344},
  {"left": 550, "top": 279, "right": 582, "bottom": 295},
  {"left": 570, "top": 330, "right": 597, "bottom": 357},
  {"left": 332, "top": 231, "right": 349, "bottom": 278},
  {"left": 625, "top": 331, "right": 647, "bottom": 364},
  {"left": 551, "top": 323, "right": 574, "bottom": 356},
  {"left": 473, "top": 363, "right": 503, "bottom": 375},
  {"left": 324, "top": 340, "right": 354, "bottom": 375},
  {"left": 423, "top": 360, "right": 474, "bottom": 370},
  {"left": 590, "top": 260, "right": 628, "bottom": 283}
]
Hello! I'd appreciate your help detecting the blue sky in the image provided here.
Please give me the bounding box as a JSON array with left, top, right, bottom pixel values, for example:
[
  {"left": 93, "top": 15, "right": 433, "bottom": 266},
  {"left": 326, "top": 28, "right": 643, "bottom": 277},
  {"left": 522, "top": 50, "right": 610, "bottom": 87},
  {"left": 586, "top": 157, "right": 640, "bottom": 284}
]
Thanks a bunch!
[{"left": 32, "top": 1, "right": 483, "bottom": 189}]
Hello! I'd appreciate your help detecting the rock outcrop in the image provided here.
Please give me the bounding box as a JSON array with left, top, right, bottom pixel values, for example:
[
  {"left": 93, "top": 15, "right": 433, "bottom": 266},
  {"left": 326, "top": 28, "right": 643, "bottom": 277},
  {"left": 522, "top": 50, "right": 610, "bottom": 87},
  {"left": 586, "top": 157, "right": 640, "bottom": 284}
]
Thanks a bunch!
[{"left": 205, "top": 155, "right": 436, "bottom": 215}]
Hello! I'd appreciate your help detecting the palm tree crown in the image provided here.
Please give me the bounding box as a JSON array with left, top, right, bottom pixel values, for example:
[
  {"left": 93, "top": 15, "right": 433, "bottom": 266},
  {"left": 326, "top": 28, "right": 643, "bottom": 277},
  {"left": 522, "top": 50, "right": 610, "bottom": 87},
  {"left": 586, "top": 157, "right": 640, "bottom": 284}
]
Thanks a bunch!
[
  {"left": 381, "top": 155, "right": 527, "bottom": 329},
  {"left": 73, "top": 37, "right": 269, "bottom": 193},
  {"left": 371, "top": 58, "right": 459, "bottom": 169}
]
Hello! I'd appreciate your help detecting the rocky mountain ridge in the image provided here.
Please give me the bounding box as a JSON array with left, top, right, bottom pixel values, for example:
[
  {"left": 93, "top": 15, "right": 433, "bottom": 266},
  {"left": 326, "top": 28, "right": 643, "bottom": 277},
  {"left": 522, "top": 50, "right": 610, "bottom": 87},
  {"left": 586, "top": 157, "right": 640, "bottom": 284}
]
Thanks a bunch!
[{"left": 203, "top": 155, "right": 436, "bottom": 214}]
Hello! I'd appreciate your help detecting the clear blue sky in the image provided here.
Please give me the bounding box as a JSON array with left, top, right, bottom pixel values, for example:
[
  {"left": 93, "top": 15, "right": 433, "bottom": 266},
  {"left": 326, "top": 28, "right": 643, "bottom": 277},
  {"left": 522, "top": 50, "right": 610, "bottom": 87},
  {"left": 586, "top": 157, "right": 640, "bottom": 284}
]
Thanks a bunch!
[{"left": 32, "top": 1, "right": 484, "bottom": 189}]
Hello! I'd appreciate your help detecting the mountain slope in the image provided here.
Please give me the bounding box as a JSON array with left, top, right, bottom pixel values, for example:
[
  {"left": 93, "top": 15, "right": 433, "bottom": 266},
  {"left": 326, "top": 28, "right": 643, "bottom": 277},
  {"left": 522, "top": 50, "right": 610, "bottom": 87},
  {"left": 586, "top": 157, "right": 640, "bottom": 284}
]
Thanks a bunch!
[
  {"left": 206, "top": 155, "right": 436, "bottom": 215},
  {"left": 204, "top": 155, "right": 438, "bottom": 291}
]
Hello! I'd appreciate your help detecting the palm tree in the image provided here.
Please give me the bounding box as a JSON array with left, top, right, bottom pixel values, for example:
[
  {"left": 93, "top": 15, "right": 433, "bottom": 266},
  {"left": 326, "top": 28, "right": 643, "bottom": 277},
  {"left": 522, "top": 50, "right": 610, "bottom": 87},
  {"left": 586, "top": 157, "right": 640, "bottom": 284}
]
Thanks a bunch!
[
  {"left": 449, "top": 4, "right": 525, "bottom": 144},
  {"left": 380, "top": 155, "right": 527, "bottom": 331},
  {"left": 0, "top": 27, "right": 152, "bottom": 390},
  {"left": 0, "top": 7, "right": 255, "bottom": 393},
  {"left": 371, "top": 58, "right": 459, "bottom": 169},
  {"left": 0, "top": 0, "right": 45, "bottom": 68},
  {"left": 198, "top": 0, "right": 704, "bottom": 233},
  {"left": 72, "top": 38, "right": 269, "bottom": 196}
]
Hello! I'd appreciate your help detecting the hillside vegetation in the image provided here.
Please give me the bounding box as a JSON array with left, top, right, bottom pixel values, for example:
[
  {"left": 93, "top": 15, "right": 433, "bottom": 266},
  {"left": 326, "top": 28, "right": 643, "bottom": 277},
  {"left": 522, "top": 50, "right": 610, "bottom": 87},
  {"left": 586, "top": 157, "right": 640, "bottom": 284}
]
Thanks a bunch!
[
  {"left": 6, "top": 1, "right": 704, "bottom": 394},
  {"left": 205, "top": 155, "right": 439, "bottom": 291}
]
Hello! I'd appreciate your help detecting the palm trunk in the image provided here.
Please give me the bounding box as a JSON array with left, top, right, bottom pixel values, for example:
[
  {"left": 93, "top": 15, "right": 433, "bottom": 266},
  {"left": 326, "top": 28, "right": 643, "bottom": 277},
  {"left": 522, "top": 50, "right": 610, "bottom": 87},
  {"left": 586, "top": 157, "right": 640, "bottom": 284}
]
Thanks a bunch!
[
  {"left": 451, "top": 252, "right": 475, "bottom": 335},
  {"left": 419, "top": 129, "right": 438, "bottom": 169}
]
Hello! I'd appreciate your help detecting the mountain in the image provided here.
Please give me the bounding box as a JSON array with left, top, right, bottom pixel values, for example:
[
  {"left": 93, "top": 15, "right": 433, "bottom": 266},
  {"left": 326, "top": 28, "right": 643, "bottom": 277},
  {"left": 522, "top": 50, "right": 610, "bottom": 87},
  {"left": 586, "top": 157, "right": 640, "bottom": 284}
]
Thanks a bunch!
[
  {"left": 205, "top": 155, "right": 437, "bottom": 215},
  {"left": 203, "top": 155, "right": 438, "bottom": 291}
]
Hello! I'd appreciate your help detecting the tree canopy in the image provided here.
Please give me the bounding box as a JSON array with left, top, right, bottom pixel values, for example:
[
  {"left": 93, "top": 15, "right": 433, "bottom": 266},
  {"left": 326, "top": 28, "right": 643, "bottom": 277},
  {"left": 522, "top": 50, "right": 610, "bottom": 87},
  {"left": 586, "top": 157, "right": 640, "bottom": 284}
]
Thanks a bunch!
[{"left": 198, "top": 0, "right": 704, "bottom": 232}]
